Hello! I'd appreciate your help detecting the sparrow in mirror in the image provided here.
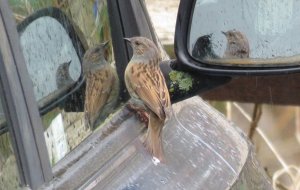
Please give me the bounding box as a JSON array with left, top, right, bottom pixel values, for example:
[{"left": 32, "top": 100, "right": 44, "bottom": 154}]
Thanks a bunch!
[
  {"left": 223, "top": 29, "right": 262, "bottom": 140},
  {"left": 192, "top": 34, "right": 218, "bottom": 59},
  {"left": 222, "top": 29, "right": 250, "bottom": 58},
  {"left": 83, "top": 42, "right": 119, "bottom": 129},
  {"left": 56, "top": 60, "right": 74, "bottom": 89},
  {"left": 124, "top": 37, "right": 172, "bottom": 162}
]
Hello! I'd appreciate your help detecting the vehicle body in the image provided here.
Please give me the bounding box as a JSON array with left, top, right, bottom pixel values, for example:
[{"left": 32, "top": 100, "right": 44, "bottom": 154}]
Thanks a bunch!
[{"left": 0, "top": 0, "right": 282, "bottom": 189}]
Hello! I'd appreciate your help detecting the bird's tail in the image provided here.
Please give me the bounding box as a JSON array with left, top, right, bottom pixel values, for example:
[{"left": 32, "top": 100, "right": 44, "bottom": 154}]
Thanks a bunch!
[{"left": 144, "top": 112, "right": 165, "bottom": 162}]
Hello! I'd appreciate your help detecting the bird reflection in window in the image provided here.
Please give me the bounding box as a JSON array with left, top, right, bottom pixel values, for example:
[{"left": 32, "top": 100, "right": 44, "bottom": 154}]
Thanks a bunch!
[{"left": 83, "top": 42, "right": 119, "bottom": 129}]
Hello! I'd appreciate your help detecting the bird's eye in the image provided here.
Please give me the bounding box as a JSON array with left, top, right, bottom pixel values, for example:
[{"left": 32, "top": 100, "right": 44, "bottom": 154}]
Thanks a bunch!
[{"left": 135, "top": 41, "right": 141, "bottom": 46}]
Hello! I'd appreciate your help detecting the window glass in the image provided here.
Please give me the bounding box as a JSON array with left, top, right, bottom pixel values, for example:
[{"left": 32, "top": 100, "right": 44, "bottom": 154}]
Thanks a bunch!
[
  {"left": 0, "top": 100, "right": 20, "bottom": 189},
  {"left": 8, "top": 0, "right": 120, "bottom": 165}
]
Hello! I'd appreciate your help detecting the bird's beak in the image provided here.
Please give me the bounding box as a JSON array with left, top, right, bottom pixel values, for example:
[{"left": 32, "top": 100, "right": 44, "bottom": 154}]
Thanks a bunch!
[
  {"left": 67, "top": 60, "right": 72, "bottom": 66},
  {"left": 221, "top": 31, "right": 227, "bottom": 36},
  {"left": 124, "top": 38, "right": 131, "bottom": 43}
]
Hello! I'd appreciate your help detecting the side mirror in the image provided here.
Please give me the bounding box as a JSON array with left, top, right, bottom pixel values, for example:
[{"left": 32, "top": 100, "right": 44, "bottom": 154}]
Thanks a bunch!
[
  {"left": 17, "top": 7, "right": 87, "bottom": 114},
  {"left": 175, "top": 0, "right": 300, "bottom": 75}
]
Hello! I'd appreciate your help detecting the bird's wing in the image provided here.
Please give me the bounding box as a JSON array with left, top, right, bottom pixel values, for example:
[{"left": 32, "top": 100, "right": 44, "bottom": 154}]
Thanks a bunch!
[
  {"left": 129, "top": 63, "right": 171, "bottom": 120},
  {"left": 157, "top": 67, "right": 171, "bottom": 118},
  {"left": 85, "top": 66, "right": 114, "bottom": 124}
]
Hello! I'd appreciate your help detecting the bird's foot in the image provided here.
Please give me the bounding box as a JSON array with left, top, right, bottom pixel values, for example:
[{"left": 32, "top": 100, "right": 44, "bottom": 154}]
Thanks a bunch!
[
  {"left": 126, "top": 104, "right": 149, "bottom": 124},
  {"left": 136, "top": 110, "right": 149, "bottom": 124}
]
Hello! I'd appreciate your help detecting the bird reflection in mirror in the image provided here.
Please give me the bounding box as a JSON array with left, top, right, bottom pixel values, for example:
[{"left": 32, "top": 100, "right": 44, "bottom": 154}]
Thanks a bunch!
[
  {"left": 222, "top": 29, "right": 250, "bottom": 59},
  {"left": 56, "top": 60, "right": 74, "bottom": 89},
  {"left": 192, "top": 34, "right": 218, "bottom": 59},
  {"left": 124, "top": 37, "right": 172, "bottom": 163},
  {"left": 83, "top": 41, "right": 119, "bottom": 130},
  {"left": 223, "top": 29, "right": 262, "bottom": 140}
]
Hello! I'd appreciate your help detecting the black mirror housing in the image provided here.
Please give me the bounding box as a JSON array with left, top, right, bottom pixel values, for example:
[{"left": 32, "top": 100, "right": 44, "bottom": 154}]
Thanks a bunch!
[{"left": 175, "top": 0, "right": 300, "bottom": 76}]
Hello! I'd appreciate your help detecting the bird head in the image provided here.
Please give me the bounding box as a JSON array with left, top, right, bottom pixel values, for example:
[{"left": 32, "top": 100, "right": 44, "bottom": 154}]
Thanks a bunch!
[
  {"left": 192, "top": 34, "right": 216, "bottom": 59},
  {"left": 222, "top": 30, "right": 247, "bottom": 44},
  {"left": 222, "top": 30, "right": 250, "bottom": 58},
  {"left": 56, "top": 60, "right": 73, "bottom": 88},
  {"left": 83, "top": 41, "right": 109, "bottom": 72},
  {"left": 124, "top": 37, "right": 159, "bottom": 59},
  {"left": 56, "top": 60, "right": 71, "bottom": 76},
  {"left": 195, "top": 34, "right": 212, "bottom": 46}
]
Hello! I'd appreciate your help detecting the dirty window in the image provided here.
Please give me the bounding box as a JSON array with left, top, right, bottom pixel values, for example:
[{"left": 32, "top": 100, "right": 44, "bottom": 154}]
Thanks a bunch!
[
  {"left": 8, "top": 0, "right": 120, "bottom": 165},
  {"left": 0, "top": 99, "right": 20, "bottom": 189}
]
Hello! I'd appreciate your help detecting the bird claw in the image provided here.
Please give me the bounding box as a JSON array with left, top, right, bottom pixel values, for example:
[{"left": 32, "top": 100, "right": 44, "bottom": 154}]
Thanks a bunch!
[
  {"left": 136, "top": 110, "right": 149, "bottom": 124},
  {"left": 126, "top": 104, "right": 149, "bottom": 124}
]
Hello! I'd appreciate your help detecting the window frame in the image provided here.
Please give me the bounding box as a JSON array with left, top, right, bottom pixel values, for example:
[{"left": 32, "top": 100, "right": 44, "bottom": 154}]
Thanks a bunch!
[{"left": 0, "top": 0, "right": 52, "bottom": 189}]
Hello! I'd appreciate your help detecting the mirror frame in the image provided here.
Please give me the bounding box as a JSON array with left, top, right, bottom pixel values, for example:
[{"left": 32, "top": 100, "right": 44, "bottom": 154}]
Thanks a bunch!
[
  {"left": 174, "top": 0, "right": 300, "bottom": 76},
  {"left": 17, "top": 7, "right": 87, "bottom": 115}
]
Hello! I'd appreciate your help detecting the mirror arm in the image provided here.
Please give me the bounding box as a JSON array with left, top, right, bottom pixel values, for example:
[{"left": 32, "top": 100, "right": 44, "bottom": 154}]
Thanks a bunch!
[
  {"left": 39, "top": 77, "right": 85, "bottom": 115},
  {"left": 160, "top": 59, "right": 232, "bottom": 103}
]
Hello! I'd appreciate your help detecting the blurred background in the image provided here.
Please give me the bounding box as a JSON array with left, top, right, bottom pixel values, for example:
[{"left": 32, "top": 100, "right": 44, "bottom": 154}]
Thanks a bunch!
[{"left": 145, "top": 0, "right": 300, "bottom": 189}]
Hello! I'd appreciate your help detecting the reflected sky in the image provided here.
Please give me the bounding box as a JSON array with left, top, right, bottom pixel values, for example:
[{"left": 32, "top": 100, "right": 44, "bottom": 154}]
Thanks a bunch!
[{"left": 20, "top": 17, "right": 81, "bottom": 101}]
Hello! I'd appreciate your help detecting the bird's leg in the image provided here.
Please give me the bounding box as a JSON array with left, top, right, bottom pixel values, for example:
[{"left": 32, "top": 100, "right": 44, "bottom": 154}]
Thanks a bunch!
[{"left": 126, "top": 104, "right": 149, "bottom": 124}]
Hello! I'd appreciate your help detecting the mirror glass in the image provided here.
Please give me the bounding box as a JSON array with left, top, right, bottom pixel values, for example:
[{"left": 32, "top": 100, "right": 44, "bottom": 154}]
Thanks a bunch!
[
  {"left": 19, "top": 17, "right": 81, "bottom": 106},
  {"left": 189, "top": 0, "right": 300, "bottom": 66}
]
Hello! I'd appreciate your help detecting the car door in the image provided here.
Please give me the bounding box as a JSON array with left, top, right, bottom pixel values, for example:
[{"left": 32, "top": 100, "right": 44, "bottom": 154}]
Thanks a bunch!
[{"left": 0, "top": 0, "right": 271, "bottom": 189}]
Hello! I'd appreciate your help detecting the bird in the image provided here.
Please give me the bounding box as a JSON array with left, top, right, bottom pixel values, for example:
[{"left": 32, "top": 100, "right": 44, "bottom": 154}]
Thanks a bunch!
[
  {"left": 124, "top": 36, "right": 172, "bottom": 162},
  {"left": 222, "top": 29, "right": 250, "bottom": 58},
  {"left": 192, "top": 34, "right": 218, "bottom": 59},
  {"left": 83, "top": 41, "right": 119, "bottom": 129},
  {"left": 223, "top": 29, "right": 261, "bottom": 140},
  {"left": 56, "top": 60, "right": 74, "bottom": 89}
]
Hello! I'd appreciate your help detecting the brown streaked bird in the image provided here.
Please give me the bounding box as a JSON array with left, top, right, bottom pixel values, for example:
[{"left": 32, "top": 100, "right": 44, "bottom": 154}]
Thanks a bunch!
[
  {"left": 222, "top": 29, "right": 250, "bottom": 58},
  {"left": 223, "top": 29, "right": 261, "bottom": 140},
  {"left": 83, "top": 42, "right": 119, "bottom": 129},
  {"left": 124, "top": 36, "right": 171, "bottom": 162},
  {"left": 56, "top": 60, "right": 74, "bottom": 89}
]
